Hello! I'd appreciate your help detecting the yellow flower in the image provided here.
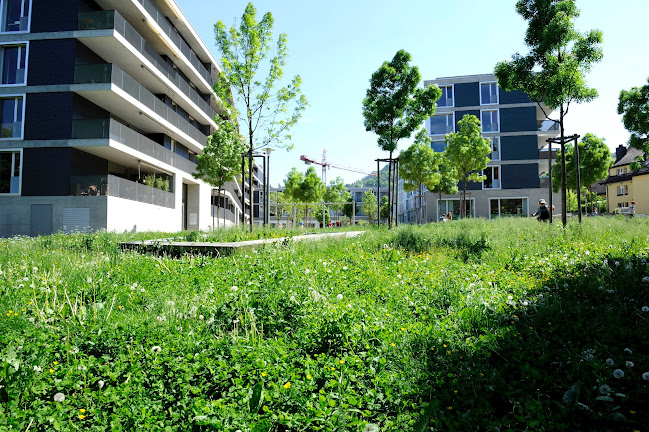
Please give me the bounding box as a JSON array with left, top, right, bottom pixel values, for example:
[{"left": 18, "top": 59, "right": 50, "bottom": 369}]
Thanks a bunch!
[
  {"left": 8, "top": 310, "right": 12, "bottom": 314},
  {"left": 339, "top": 360, "right": 344, "bottom": 364},
  {"left": 400, "top": 327, "right": 406, "bottom": 331},
  {"left": 306, "top": 374, "right": 312, "bottom": 380},
  {"left": 390, "top": 343, "right": 396, "bottom": 347},
  {"left": 447, "top": 406, "right": 453, "bottom": 410},
  {"left": 261, "top": 372, "right": 267, "bottom": 377},
  {"left": 49, "top": 369, "right": 54, "bottom": 373},
  {"left": 79, "top": 409, "right": 86, "bottom": 413},
  {"left": 78, "top": 415, "right": 86, "bottom": 420},
  {"left": 443, "top": 344, "right": 447, "bottom": 348},
  {"left": 53, "top": 361, "right": 58, "bottom": 365},
  {"left": 630, "top": 410, "right": 636, "bottom": 415},
  {"left": 118, "top": 305, "right": 123, "bottom": 309},
  {"left": 283, "top": 382, "right": 291, "bottom": 389}
]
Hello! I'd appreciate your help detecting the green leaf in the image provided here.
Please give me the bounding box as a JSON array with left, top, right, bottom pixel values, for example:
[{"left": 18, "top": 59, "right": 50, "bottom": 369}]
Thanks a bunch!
[{"left": 249, "top": 381, "right": 263, "bottom": 414}]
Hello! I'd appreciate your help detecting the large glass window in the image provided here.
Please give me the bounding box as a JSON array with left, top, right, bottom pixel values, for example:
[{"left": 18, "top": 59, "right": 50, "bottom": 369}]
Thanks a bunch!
[
  {"left": 0, "top": 44, "right": 26, "bottom": 84},
  {"left": 483, "top": 166, "right": 500, "bottom": 189},
  {"left": 1, "top": 0, "right": 29, "bottom": 33},
  {"left": 490, "top": 198, "right": 528, "bottom": 218},
  {"left": 437, "top": 85, "right": 453, "bottom": 107},
  {"left": 481, "top": 109, "right": 499, "bottom": 132},
  {"left": 438, "top": 199, "right": 474, "bottom": 219},
  {"left": 480, "top": 82, "right": 498, "bottom": 105},
  {"left": 431, "top": 140, "right": 446, "bottom": 152},
  {"left": 429, "top": 113, "right": 454, "bottom": 135},
  {"left": 489, "top": 137, "right": 500, "bottom": 161},
  {"left": 0, "top": 96, "right": 23, "bottom": 138},
  {"left": 0, "top": 150, "right": 20, "bottom": 193}
]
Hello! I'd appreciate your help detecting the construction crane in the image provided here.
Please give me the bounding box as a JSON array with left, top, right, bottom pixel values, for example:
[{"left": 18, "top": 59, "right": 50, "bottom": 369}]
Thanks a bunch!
[{"left": 300, "top": 149, "right": 377, "bottom": 184}]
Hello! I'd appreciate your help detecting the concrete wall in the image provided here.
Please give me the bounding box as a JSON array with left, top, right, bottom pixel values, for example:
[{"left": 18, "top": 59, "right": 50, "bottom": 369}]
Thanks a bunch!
[
  {"left": 0, "top": 196, "right": 107, "bottom": 237},
  {"left": 105, "top": 196, "right": 178, "bottom": 233}
]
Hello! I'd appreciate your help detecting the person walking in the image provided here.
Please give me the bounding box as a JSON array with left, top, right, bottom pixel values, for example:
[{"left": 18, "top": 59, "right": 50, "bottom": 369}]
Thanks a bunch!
[
  {"left": 630, "top": 200, "right": 636, "bottom": 217},
  {"left": 532, "top": 199, "right": 550, "bottom": 222}
]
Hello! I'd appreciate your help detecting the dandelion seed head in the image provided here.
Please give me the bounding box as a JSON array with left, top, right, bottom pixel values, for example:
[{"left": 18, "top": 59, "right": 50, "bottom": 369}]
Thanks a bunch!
[
  {"left": 624, "top": 348, "right": 633, "bottom": 354},
  {"left": 336, "top": 294, "right": 343, "bottom": 301},
  {"left": 98, "top": 380, "right": 105, "bottom": 388},
  {"left": 613, "top": 369, "right": 625, "bottom": 379},
  {"left": 53, "top": 392, "right": 65, "bottom": 402},
  {"left": 626, "top": 361, "right": 634, "bottom": 368},
  {"left": 642, "top": 306, "right": 649, "bottom": 312},
  {"left": 642, "top": 372, "right": 649, "bottom": 381},
  {"left": 599, "top": 384, "right": 611, "bottom": 395},
  {"left": 151, "top": 346, "right": 162, "bottom": 354},
  {"left": 33, "top": 366, "right": 42, "bottom": 372},
  {"left": 606, "top": 358, "right": 615, "bottom": 366},
  {"left": 230, "top": 285, "right": 238, "bottom": 292}
]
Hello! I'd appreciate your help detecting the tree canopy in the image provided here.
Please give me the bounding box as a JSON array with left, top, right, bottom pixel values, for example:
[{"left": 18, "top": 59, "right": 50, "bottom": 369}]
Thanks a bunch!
[
  {"left": 551, "top": 133, "right": 612, "bottom": 192},
  {"left": 361, "top": 189, "right": 378, "bottom": 224},
  {"left": 445, "top": 115, "right": 491, "bottom": 218},
  {"left": 363, "top": 49, "right": 441, "bottom": 227},
  {"left": 618, "top": 78, "right": 649, "bottom": 154}
]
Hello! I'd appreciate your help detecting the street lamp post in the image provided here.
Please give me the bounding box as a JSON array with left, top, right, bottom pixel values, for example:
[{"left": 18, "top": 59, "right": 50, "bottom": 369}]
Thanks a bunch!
[{"left": 262, "top": 148, "right": 275, "bottom": 226}]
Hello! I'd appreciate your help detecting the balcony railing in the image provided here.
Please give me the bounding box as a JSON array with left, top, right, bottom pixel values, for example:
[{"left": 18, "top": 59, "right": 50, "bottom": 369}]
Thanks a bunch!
[
  {"left": 538, "top": 119, "right": 560, "bottom": 132},
  {"left": 74, "top": 63, "right": 208, "bottom": 147},
  {"left": 72, "top": 118, "right": 197, "bottom": 174},
  {"left": 135, "top": 0, "right": 215, "bottom": 88},
  {"left": 78, "top": 10, "right": 216, "bottom": 122},
  {"left": 69, "top": 174, "right": 174, "bottom": 208}
]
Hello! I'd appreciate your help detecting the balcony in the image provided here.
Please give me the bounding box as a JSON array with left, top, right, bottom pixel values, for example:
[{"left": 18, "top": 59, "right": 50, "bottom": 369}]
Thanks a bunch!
[
  {"left": 70, "top": 174, "right": 174, "bottom": 208},
  {"left": 74, "top": 63, "right": 207, "bottom": 149},
  {"left": 72, "top": 118, "right": 197, "bottom": 174},
  {"left": 136, "top": 0, "right": 215, "bottom": 87},
  {"left": 538, "top": 119, "right": 560, "bottom": 132},
  {"left": 78, "top": 10, "right": 217, "bottom": 123}
]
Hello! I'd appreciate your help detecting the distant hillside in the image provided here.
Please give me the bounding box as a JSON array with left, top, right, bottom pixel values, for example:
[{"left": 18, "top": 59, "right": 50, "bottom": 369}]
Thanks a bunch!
[{"left": 348, "top": 165, "right": 390, "bottom": 188}]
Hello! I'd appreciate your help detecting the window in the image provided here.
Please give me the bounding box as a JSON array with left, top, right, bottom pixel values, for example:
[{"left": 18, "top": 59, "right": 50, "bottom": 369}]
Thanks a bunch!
[
  {"left": 489, "top": 137, "right": 500, "bottom": 161},
  {"left": 490, "top": 198, "right": 528, "bottom": 218},
  {"left": 0, "top": 96, "right": 23, "bottom": 138},
  {"left": 438, "top": 199, "right": 474, "bottom": 219},
  {"left": 617, "top": 168, "right": 626, "bottom": 175},
  {"left": 617, "top": 186, "right": 624, "bottom": 196},
  {"left": 429, "top": 113, "right": 454, "bottom": 135},
  {"left": 625, "top": 185, "right": 629, "bottom": 195},
  {"left": 431, "top": 140, "right": 446, "bottom": 152},
  {"left": 0, "top": 150, "right": 20, "bottom": 193},
  {"left": 483, "top": 166, "right": 500, "bottom": 189},
  {"left": 0, "top": 0, "right": 29, "bottom": 33},
  {"left": 480, "top": 82, "right": 498, "bottom": 105},
  {"left": 437, "top": 85, "right": 453, "bottom": 107},
  {"left": 481, "top": 110, "right": 499, "bottom": 132},
  {"left": 0, "top": 43, "right": 25, "bottom": 84}
]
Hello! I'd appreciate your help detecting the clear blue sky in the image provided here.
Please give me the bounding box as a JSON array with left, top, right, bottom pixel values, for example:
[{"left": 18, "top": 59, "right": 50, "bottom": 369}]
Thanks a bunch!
[{"left": 176, "top": 0, "right": 649, "bottom": 186}]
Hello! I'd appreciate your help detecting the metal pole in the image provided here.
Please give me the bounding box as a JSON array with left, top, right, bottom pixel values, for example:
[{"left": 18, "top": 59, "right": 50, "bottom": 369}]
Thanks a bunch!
[
  {"left": 394, "top": 159, "right": 399, "bottom": 227},
  {"left": 352, "top": 201, "right": 356, "bottom": 226},
  {"left": 376, "top": 160, "right": 380, "bottom": 227},
  {"left": 322, "top": 202, "right": 326, "bottom": 228},
  {"left": 547, "top": 138, "right": 553, "bottom": 224},
  {"left": 262, "top": 155, "right": 267, "bottom": 227},
  {"left": 574, "top": 135, "right": 582, "bottom": 224},
  {"left": 241, "top": 154, "right": 246, "bottom": 225},
  {"left": 293, "top": 203, "right": 296, "bottom": 228}
]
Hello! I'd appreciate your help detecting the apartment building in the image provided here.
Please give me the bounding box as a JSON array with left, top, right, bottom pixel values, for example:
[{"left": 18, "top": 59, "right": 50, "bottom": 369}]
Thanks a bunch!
[
  {"left": 0, "top": 0, "right": 255, "bottom": 237},
  {"left": 604, "top": 145, "right": 648, "bottom": 215},
  {"left": 399, "top": 74, "right": 562, "bottom": 222}
]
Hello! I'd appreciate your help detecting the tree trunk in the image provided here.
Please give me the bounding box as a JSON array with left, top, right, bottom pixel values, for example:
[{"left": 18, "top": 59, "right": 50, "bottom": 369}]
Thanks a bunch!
[
  {"left": 216, "top": 187, "right": 221, "bottom": 229},
  {"left": 462, "top": 178, "right": 467, "bottom": 219},
  {"left": 560, "top": 106, "right": 567, "bottom": 227},
  {"left": 248, "top": 151, "right": 254, "bottom": 232},
  {"left": 387, "top": 151, "right": 393, "bottom": 228},
  {"left": 418, "top": 183, "right": 423, "bottom": 225}
]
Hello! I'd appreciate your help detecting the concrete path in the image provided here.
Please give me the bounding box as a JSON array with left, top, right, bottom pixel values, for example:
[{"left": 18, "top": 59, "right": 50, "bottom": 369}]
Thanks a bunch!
[{"left": 121, "top": 231, "right": 365, "bottom": 257}]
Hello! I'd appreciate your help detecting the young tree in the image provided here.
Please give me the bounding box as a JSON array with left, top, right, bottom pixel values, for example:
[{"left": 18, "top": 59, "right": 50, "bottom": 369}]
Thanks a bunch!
[
  {"left": 399, "top": 128, "right": 444, "bottom": 224},
  {"left": 193, "top": 118, "right": 247, "bottom": 228},
  {"left": 313, "top": 206, "right": 331, "bottom": 227},
  {"left": 362, "top": 189, "right": 378, "bottom": 224},
  {"left": 618, "top": 78, "right": 649, "bottom": 154},
  {"left": 380, "top": 195, "right": 390, "bottom": 222},
  {"left": 445, "top": 115, "right": 491, "bottom": 218},
  {"left": 362, "top": 50, "right": 441, "bottom": 228},
  {"left": 551, "top": 133, "right": 612, "bottom": 214},
  {"left": 429, "top": 153, "right": 459, "bottom": 220},
  {"left": 283, "top": 167, "right": 324, "bottom": 227},
  {"left": 494, "top": 0, "right": 603, "bottom": 226},
  {"left": 324, "top": 177, "right": 350, "bottom": 223},
  {"left": 215, "top": 3, "right": 308, "bottom": 231}
]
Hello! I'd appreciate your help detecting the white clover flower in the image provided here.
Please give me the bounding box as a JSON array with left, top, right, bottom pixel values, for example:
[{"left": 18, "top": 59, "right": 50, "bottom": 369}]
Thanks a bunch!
[
  {"left": 98, "top": 380, "right": 105, "bottom": 388},
  {"left": 151, "top": 346, "right": 162, "bottom": 354},
  {"left": 23, "top": 277, "right": 28, "bottom": 281},
  {"left": 613, "top": 369, "right": 625, "bottom": 379},
  {"left": 599, "top": 384, "right": 611, "bottom": 395},
  {"left": 397, "top": 274, "right": 402, "bottom": 279},
  {"left": 28, "top": 317, "right": 35, "bottom": 323},
  {"left": 304, "top": 269, "right": 310, "bottom": 274},
  {"left": 140, "top": 288, "right": 145, "bottom": 293},
  {"left": 563, "top": 283, "right": 569, "bottom": 288},
  {"left": 363, "top": 424, "right": 380, "bottom": 432},
  {"left": 615, "top": 261, "right": 620, "bottom": 267},
  {"left": 199, "top": 315, "right": 204, "bottom": 320},
  {"left": 32, "top": 267, "right": 38, "bottom": 271},
  {"left": 33, "top": 366, "right": 42, "bottom": 372},
  {"left": 624, "top": 348, "right": 633, "bottom": 354},
  {"left": 626, "top": 361, "right": 634, "bottom": 368},
  {"left": 166, "top": 301, "right": 175, "bottom": 306},
  {"left": 336, "top": 294, "right": 343, "bottom": 301},
  {"left": 70, "top": 347, "right": 79, "bottom": 354},
  {"left": 289, "top": 296, "right": 296, "bottom": 302},
  {"left": 343, "top": 266, "right": 348, "bottom": 270},
  {"left": 642, "top": 306, "right": 649, "bottom": 312},
  {"left": 86, "top": 277, "right": 92, "bottom": 283},
  {"left": 642, "top": 372, "right": 649, "bottom": 381},
  {"left": 230, "top": 286, "right": 238, "bottom": 292},
  {"left": 606, "top": 358, "right": 615, "bottom": 366},
  {"left": 602, "top": 259, "right": 608, "bottom": 268},
  {"left": 78, "top": 365, "right": 87, "bottom": 371},
  {"left": 53, "top": 392, "right": 65, "bottom": 402}
]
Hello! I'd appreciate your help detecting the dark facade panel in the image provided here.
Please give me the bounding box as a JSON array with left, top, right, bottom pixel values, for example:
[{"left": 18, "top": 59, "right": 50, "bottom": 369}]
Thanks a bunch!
[
  {"left": 75, "top": 41, "right": 105, "bottom": 65},
  {"left": 27, "top": 39, "right": 76, "bottom": 86},
  {"left": 458, "top": 180, "right": 482, "bottom": 191},
  {"left": 500, "top": 106, "right": 537, "bottom": 133},
  {"left": 70, "top": 149, "right": 108, "bottom": 176},
  {"left": 72, "top": 95, "right": 109, "bottom": 120},
  {"left": 502, "top": 164, "right": 540, "bottom": 189},
  {"left": 31, "top": 0, "right": 79, "bottom": 32},
  {"left": 25, "top": 93, "right": 74, "bottom": 140},
  {"left": 455, "top": 82, "right": 480, "bottom": 107},
  {"left": 22, "top": 148, "right": 72, "bottom": 196},
  {"left": 455, "top": 110, "right": 479, "bottom": 129},
  {"left": 500, "top": 89, "right": 531, "bottom": 105},
  {"left": 501, "top": 135, "right": 538, "bottom": 161}
]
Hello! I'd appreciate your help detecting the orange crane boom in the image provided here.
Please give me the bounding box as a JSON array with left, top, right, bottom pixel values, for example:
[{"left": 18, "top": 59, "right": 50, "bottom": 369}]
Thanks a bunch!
[{"left": 300, "top": 150, "right": 376, "bottom": 184}]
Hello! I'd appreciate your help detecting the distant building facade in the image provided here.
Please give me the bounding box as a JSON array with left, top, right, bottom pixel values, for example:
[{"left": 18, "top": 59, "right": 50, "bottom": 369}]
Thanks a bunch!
[
  {"left": 603, "top": 145, "right": 648, "bottom": 216},
  {"left": 398, "top": 74, "right": 562, "bottom": 222}
]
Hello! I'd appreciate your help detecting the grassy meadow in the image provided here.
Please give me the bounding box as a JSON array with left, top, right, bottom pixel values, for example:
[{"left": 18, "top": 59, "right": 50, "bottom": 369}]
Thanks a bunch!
[{"left": 1, "top": 218, "right": 648, "bottom": 431}]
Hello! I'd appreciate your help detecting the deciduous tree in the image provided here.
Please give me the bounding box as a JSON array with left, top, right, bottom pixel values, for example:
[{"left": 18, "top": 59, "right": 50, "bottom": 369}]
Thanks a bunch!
[
  {"left": 618, "top": 78, "right": 649, "bottom": 154},
  {"left": 193, "top": 118, "right": 247, "bottom": 228},
  {"left": 215, "top": 3, "right": 308, "bottom": 231},
  {"left": 494, "top": 0, "right": 603, "bottom": 226},
  {"left": 399, "top": 128, "right": 444, "bottom": 224},
  {"left": 361, "top": 189, "right": 378, "bottom": 224},
  {"left": 362, "top": 50, "right": 441, "bottom": 228},
  {"left": 445, "top": 115, "right": 491, "bottom": 218}
]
